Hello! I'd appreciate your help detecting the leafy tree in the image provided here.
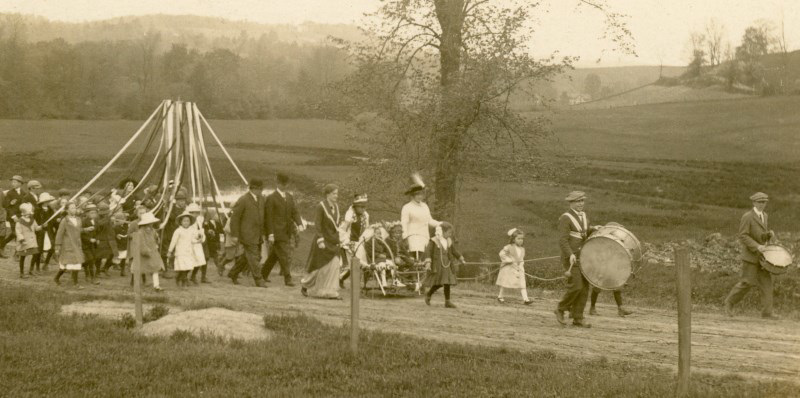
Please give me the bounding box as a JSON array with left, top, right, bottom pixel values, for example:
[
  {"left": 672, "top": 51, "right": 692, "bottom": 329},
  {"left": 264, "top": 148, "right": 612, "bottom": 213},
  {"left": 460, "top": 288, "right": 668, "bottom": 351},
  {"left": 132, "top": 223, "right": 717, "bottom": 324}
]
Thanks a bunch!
[{"left": 338, "top": 0, "right": 633, "bottom": 220}]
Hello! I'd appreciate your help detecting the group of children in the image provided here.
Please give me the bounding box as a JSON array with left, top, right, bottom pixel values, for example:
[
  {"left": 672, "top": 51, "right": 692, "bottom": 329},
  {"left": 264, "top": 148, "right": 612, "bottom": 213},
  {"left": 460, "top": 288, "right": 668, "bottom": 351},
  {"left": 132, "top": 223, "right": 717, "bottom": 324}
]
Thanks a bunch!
[{"left": 1, "top": 175, "right": 232, "bottom": 291}]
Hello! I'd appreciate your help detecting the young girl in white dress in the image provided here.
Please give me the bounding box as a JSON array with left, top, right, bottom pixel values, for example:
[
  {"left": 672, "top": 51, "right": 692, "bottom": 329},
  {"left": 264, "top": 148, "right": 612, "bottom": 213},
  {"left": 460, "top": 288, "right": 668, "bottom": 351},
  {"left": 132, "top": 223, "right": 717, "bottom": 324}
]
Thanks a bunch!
[
  {"left": 496, "top": 228, "right": 532, "bottom": 305},
  {"left": 168, "top": 212, "right": 201, "bottom": 287}
]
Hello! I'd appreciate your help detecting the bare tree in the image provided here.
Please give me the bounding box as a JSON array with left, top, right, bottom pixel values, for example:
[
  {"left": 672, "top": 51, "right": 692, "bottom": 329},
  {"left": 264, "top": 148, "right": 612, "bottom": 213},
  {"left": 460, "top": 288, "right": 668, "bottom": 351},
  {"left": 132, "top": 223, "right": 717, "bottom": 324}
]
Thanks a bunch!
[
  {"left": 337, "top": 0, "right": 634, "bottom": 220},
  {"left": 704, "top": 19, "right": 725, "bottom": 67}
]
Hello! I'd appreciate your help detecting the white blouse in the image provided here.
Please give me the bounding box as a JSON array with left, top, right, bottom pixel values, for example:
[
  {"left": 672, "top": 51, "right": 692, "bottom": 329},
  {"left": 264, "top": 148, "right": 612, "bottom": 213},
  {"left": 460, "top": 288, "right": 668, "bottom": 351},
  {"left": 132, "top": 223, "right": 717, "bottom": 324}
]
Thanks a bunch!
[{"left": 401, "top": 200, "right": 441, "bottom": 252}]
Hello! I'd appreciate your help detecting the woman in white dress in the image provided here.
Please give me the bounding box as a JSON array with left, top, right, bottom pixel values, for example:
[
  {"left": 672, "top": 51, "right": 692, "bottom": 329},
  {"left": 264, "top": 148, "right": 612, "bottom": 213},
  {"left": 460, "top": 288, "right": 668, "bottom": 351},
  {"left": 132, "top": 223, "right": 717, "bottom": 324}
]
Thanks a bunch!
[
  {"left": 400, "top": 174, "right": 441, "bottom": 260},
  {"left": 496, "top": 228, "right": 532, "bottom": 305}
]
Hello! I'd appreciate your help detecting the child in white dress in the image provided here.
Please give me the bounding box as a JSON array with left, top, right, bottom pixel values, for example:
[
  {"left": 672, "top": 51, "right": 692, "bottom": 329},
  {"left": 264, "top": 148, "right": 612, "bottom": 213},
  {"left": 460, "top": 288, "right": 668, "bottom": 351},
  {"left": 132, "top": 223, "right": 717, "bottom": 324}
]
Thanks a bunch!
[
  {"left": 168, "top": 212, "right": 200, "bottom": 287},
  {"left": 496, "top": 228, "right": 532, "bottom": 305}
]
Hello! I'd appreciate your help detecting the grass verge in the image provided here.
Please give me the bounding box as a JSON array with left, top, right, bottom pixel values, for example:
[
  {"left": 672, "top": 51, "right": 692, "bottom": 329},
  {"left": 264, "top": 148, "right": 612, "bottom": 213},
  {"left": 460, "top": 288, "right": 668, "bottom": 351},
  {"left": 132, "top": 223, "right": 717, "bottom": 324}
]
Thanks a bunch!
[{"left": 0, "top": 282, "right": 794, "bottom": 397}]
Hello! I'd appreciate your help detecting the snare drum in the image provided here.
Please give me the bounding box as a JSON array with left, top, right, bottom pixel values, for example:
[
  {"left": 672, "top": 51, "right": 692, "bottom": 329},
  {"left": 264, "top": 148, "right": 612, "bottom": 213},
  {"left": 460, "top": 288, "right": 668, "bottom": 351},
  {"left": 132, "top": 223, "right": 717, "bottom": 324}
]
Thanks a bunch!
[
  {"left": 759, "top": 245, "right": 793, "bottom": 275},
  {"left": 579, "top": 223, "right": 642, "bottom": 290}
]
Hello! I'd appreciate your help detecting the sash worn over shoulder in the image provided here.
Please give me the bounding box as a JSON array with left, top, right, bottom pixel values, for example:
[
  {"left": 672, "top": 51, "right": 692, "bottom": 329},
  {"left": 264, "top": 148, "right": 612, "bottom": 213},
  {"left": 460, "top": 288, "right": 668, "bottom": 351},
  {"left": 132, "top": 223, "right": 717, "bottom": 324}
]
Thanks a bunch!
[{"left": 562, "top": 212, "right": 588, "bottom": 240}]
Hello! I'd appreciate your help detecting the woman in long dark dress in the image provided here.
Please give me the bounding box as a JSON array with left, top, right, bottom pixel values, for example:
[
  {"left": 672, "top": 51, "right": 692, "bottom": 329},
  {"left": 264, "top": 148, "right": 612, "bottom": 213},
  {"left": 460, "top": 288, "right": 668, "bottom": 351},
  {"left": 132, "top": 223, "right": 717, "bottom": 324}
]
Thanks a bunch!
[{"left": 301, "top": 184, "right": 343, "bottom": 299}]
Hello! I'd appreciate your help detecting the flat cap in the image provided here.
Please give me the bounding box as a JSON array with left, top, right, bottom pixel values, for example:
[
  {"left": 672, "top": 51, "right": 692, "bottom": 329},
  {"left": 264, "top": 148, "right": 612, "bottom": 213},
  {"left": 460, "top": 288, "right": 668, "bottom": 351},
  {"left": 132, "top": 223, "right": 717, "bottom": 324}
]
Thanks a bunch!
[
  {"left": 750, "top": 192, "right": 769, "bottom": 202},
  {"left": 84, "top": 203, "right": 98, "bottom": 212},
  {"left": 10, "top": 175, "right": 24, "bottom": 183},
  {"left": 565, "top": 191, "right": 586, "bottom": 202}
]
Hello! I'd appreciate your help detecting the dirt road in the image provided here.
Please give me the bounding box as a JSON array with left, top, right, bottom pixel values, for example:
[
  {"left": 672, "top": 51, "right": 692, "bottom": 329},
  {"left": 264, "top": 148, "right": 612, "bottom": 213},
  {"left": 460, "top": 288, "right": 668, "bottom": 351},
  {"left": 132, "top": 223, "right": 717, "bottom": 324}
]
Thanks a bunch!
[{"left": 2, "top": 263, "right": 798, "bottom": 385}]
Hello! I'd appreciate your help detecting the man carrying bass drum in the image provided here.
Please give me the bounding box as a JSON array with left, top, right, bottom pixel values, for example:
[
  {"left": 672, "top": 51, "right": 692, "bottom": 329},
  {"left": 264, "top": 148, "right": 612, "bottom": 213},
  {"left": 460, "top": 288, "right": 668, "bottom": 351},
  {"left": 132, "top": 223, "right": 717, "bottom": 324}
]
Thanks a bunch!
[{"left": 554, "top": 191, "right": 596, "bottom": 329}]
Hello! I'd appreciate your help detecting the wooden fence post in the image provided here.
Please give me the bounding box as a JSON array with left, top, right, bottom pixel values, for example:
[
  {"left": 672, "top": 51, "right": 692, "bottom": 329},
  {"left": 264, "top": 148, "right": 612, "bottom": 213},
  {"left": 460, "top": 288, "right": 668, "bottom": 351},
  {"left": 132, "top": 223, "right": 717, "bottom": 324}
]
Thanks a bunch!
[
  {"left": 675, "top": 245, "right": 692, "bottom": 397},
  {"left": 350, "top": 256, "right": 360, "bottom": 353},
  {"left": 134, "top": 263, "right": 143, "bottom": 328}
]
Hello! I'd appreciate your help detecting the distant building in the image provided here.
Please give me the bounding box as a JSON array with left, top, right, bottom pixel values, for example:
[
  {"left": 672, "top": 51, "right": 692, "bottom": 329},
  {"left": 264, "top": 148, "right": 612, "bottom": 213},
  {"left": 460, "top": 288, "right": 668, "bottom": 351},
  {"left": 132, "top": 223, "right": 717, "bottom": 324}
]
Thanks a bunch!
[{"left": 569, "top": 94, "right": 592, "bottom": 105}]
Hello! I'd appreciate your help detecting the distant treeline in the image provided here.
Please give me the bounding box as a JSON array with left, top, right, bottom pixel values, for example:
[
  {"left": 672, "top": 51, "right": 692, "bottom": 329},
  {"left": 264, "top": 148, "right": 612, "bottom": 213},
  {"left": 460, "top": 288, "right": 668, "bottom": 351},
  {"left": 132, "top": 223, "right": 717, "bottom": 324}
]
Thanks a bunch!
[{"left": 0, "top": 14, "right": 352, "bottom": 119}]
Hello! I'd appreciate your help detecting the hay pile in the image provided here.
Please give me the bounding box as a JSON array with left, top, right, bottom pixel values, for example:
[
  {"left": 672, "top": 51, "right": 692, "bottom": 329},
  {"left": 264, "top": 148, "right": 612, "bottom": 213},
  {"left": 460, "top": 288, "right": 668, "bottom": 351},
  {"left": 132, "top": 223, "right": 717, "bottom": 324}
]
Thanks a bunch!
[
  {"left": 141, "top": 307, "right": 274, "bottom": 341},
  {"left": 642, "top": 232, "right": 800, "bottom": 273}
]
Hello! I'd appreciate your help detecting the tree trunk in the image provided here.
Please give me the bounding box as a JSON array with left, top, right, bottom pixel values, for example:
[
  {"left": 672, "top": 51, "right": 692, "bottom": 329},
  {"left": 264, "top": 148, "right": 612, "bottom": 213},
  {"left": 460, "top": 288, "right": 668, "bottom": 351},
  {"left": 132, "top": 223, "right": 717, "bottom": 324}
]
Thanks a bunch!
[{"left": 432, "top": 0, "right": 466, "bottom": 221}]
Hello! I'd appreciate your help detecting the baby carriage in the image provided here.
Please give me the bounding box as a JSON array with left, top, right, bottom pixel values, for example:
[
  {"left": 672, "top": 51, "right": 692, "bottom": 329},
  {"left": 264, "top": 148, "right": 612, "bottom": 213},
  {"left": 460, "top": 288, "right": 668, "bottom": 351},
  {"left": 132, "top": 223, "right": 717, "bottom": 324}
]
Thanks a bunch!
[{"left": 350, "top": 222, "right": 427, "bottom": 297}]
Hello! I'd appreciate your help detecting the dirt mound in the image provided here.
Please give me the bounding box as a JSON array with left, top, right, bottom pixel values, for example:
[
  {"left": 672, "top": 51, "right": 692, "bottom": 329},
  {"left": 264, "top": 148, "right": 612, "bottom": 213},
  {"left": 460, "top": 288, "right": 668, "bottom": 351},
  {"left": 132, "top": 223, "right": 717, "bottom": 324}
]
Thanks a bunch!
[
  {"left": 61, "top": 300, "right": 182, "bottom": 320},
  {"left": 141, "top": 307, "right": 274, "bottom": 341},
  {"left": 643, "top": 232, "right": 800, "bottom": 273}
]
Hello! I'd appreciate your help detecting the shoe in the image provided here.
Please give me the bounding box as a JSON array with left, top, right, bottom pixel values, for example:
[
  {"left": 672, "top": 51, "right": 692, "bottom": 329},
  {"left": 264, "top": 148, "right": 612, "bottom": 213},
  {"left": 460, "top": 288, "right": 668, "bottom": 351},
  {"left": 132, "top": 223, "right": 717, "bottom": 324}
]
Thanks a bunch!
[
  {"left": 92, "top": 279, "right": 100, "bottom": 285},
  {"left": 301, "top": 287, "right": 308, "bottom": 297},
  {"left": 554, "top": 309, "right": 566, "bottom": 325},
  {"left": 424, "top": 295, "right": 431, "bottom": 306},
  {"left": 762, "top": 314, "right": 780, "bottom": 320},
  {"left": 230, "top": 276, "right": 239, "bottom": 285},
  {"left": 201, "top": 278, "right": 211, "bottom": 284},
  {"left": 444, "top": 300, "right": 457, "bottom": 309},
  {"left": 618, "top": 307, "right": 633, "bottom": 317},
  {"left": 572, "top": 319, "right": 592, "bottom": 328},
  {"left": 54, "top": 279, "right": 61, "bottom": 286},
  {"left": 393, "top": 280, "right": 406, "bottom": 288},
  {"left": 339, "top": 279, "right": 346, "bottom": 289},
  {"left": 523, "top": 300, "right": 533, "bottom": 305},
  {"left": 217, "top": 267, "right": 224, "bottom": 277},
  {"left": 254, "top": 280, "right": 267, "bottom": 288},
  {"left": 724, "top": 301, "right": 735, "bottom": 317},
  {"left": 285, "top": 281, "right": 296, "bottom": 287},
  {"left": 75, "top": 285, "right": 84, "bottom": 290},
  {"left": 191, "top": 280, "right": 199, "bottom": 286},
  {"left": 497, "top": 297, "right": 505, "bottom": 304},
  {"left": 19, "top": 274, "right": 27, "bottom": 279},
  {"left": 589, "top": 307, "right": 598, "bottom": 316},
  {"left": 154, "top": 287, "right": 163, "bottom": 292}
]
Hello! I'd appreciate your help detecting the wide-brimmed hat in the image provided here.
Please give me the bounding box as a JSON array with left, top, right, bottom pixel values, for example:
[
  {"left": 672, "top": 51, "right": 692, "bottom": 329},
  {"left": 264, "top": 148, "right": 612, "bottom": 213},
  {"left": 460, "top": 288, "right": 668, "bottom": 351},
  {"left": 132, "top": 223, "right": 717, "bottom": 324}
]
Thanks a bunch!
[
  {"left": 186, "top": 203, "right": 202, "bottom": 213},
  {"left": 404, "top": 173, "right": 426, "bottom": 196},
  {"left": 84, "top": 203, "right": 98, "bottom": 213},
  {"left": 37, "top": 192, "right": 56, "bottom": 204},
  {"left": 565, "top": 191, "right": 586, "bottom": 202},
  {"left": 750, "top": 192, "right": 769, "bottom": 202},
  {"left": 138, "top": 212, "right": 160, "bottom": 226},
  {"left": 10, "top": 175, "right": 24, "bottom": 183},
  {"left": 176, "top": 211, "right": 195, "bottom": 224},
  {"left": 118, "top": 178, "right": 138, "bottom": 190},
  {"left": 27, "top": 180, "right": 42, "bottom": 189}
]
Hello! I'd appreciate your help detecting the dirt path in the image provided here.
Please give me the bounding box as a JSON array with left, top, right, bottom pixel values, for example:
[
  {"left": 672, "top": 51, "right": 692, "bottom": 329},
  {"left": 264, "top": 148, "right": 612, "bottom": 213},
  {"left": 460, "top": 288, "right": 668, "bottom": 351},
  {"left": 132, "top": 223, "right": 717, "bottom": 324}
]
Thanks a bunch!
[{"left": 2, "top": 263, "right": 798, "bottom": 385}]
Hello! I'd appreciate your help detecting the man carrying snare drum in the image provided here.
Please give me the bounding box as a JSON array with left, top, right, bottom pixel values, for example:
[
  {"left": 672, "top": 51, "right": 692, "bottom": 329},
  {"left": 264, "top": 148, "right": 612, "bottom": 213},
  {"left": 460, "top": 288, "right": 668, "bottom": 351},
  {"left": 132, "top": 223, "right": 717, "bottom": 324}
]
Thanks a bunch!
[
  {"left": 724, "top": 192, "right": 779, "bottom": 320},
  {"left": 554, "top": 191, "right": 598, "bottom": 328}
]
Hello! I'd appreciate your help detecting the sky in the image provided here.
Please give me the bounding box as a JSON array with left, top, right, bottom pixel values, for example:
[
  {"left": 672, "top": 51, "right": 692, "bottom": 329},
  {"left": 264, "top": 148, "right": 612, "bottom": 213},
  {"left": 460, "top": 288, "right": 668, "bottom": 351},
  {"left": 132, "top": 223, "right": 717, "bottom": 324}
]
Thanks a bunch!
[{"left": 0, "top": 0, "right": 796, "bottom": 67}]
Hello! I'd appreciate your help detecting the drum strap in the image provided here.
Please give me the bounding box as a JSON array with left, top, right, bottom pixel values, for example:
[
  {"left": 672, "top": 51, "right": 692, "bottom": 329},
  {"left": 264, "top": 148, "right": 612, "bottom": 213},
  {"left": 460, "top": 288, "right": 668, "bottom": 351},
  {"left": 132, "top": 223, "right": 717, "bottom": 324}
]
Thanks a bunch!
[{"left": 562, "top": 212, "right": 587, "bottom": 237}]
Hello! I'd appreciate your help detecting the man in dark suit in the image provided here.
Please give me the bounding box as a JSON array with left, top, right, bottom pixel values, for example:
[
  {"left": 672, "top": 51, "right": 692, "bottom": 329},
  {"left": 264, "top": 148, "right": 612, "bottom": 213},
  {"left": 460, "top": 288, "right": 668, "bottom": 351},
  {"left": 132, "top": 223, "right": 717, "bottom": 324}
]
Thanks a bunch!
[
  {"left": 554, "top": 191, "right": 598, "bottom": 328},
  {"left": 724, "top": 192, "right": 778, "bottom": 319},
  {"left": 2, "top": 175, "right": 26, "bottom": 251},
  {"left": 228, "top": 179, "right": 267, "bottom": 288},
  {"left": 262, "top": 173, "right": 304, "bottom": 286}
]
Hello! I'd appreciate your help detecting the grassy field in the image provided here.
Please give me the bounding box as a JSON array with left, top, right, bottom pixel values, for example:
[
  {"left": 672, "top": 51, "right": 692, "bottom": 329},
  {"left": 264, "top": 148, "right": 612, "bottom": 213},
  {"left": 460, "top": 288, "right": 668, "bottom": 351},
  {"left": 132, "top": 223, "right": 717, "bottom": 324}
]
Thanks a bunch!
[
  {"left": 1, "top": 283, "right": 796, "bottom": 397},
  {"left": 1, "top": 95, "right": 799, "bottom": 313}
]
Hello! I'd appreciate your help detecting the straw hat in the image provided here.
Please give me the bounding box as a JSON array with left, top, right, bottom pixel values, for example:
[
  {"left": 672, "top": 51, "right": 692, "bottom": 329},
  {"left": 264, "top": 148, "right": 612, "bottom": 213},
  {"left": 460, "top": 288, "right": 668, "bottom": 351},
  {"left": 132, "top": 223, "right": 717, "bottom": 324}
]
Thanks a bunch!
[
  {"left": 565, "top": 191, "right": 586, "bottom": 202},
  {"left": 186, "top": 203, "right": 202, "bottom": 213},
  {"left": 37, "top": 192, "right": 56, "bottom": 204},
  {"left": 138, "top": 212, "right": 160, "bottom": 226}
]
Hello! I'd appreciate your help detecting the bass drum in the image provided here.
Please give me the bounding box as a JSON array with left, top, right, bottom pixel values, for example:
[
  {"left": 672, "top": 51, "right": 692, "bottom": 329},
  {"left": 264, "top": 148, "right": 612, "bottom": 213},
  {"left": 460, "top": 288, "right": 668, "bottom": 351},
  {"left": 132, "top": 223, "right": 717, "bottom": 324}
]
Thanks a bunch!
[
  {"left": 579, "top": 223, "right": 642, "bottom": 290},
  {"left": 760, "top": 244, "right": 793, "bottom": 275}
]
